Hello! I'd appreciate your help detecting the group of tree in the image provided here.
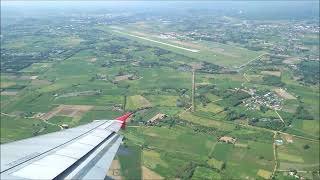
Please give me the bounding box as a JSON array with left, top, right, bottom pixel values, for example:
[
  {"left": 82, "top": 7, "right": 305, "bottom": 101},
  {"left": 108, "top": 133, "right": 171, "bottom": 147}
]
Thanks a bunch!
[
  {"left": 198, "top": 61, "right": 221, "bottom": 74},
  {"left": 249, "top": 118, "right": 285, "bottom": 131},
  {"left": 175, "top": 162, "right": 197, "bottom": 179},
  {"left": 262, "top": 75, "right": 284, "bottom": 87},
  {"left": 216, "top": 90, "right": 251, "bottom": 107},
  {"left": 297, "top": 61, "right": 320, "bottom": 85},
  {"left": 226, "top": 110, "right": 246, "bottom": 121},
  {"left": 295, "top": 105, "right": 314, "bottom": 120}
]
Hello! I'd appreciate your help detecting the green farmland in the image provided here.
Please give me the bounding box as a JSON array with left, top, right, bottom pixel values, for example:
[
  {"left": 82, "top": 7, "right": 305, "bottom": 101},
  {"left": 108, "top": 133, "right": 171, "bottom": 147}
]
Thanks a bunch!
[{"left": 1, "top": 5, "right": 319, "bottom": 180}]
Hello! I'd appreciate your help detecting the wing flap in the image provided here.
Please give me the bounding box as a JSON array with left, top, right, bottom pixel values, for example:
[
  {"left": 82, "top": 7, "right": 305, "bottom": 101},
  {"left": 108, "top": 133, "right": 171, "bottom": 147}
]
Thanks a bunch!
[
  {"left": 1, "top": 119, "right": 124, "bottom": 180},
  {"left": 12, "top": 154, "right": 77, "bottom": 179}
]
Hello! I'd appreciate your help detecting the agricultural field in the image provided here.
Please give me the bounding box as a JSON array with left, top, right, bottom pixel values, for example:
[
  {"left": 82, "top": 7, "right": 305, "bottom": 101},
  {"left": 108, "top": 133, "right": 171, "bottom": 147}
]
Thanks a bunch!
[
  {"left": 191, "top": 166, "right": 221, "bottom": 180},
  {"left": 126, "top": 95, "right": 152, "bottom": 110},
  {"left": 0, "top": 115, "right": 59, "bottom": 143},
  {"left": 1, "top": 3, "right": 319, "bottom": 180},
  {"left": 277, "top": 135, "right": 319, "bottom": 171}
]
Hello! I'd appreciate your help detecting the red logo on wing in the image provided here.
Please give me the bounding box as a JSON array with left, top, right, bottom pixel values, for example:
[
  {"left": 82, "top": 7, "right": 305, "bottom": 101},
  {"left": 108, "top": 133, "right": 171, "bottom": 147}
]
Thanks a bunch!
[{"left": 115, "top": 112, "right": 132, "bottom": 129}]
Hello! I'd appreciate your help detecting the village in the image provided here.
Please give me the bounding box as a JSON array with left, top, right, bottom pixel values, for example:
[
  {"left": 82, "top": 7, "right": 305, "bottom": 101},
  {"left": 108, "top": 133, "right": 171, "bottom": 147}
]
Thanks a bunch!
[{"left": 242, "top": 88, "right": 283, "bottom": 110}]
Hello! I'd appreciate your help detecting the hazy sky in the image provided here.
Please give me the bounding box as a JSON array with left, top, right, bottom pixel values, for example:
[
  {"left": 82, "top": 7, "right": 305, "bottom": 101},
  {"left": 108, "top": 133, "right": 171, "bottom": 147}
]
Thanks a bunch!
[{"left": 1, "top": 1, "right": 319, "bottom": 20}]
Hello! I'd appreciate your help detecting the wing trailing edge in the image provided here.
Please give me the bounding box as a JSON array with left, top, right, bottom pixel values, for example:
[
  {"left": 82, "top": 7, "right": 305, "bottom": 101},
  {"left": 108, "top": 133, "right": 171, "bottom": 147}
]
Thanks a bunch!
[{"left": 0, "top": 116, "right": 127, "bottom": 180}]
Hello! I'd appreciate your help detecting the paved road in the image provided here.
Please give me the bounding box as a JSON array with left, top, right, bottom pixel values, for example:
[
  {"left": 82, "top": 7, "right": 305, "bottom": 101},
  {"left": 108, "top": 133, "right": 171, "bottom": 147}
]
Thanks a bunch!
[
  {"left": 271, "top": 132, "right": 278, "bottom": 179},
  {"left": 238, "top": 53, "right": 268, "bottom": 69},
  {"left": 275, "top": 110, "right": 286, "bottom": 125}
]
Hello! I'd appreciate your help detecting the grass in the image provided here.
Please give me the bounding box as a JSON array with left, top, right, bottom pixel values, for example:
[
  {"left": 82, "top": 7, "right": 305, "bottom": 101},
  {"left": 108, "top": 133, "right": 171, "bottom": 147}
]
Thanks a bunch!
[
  {"left": 2, "top": 21, "right": 319, "bottom": 180},
  {"left": 179, "top": 112, "right": 235, "bottom": 131},
  {"left": 145, "top": 95, "right": 178, "bottom": 107},
  {"left": 0, "top": 115, "right": 59, "bottom": 144},
  {"left": 48, "top": 116, "right": 73, "bottom": 125},
  {"left": 212, "top": 143, "right": 234, "bottom": 161},
  {"left": 61, "top": 36, "right": 83, "bottom": 46},
  {"left": 286, "top": 84, "right": 319, "bottom": 119},
  {"left": 118, "top": 143, "right": 142, "bottom": 180},
  {"left": 191, "top": 166, "right": 221, "bottom": 180},
  {"left": 257, "top": 169, "right": 272, "bottom": 179},
  {"left": 126, "top": 95, "right": 152, "bottom": 110},
  {"left": 79, "top": 110, "right": 123, "bottom": 124},
  {"left": 197, "top": 103, "right": 224, "bottom": 114},
  {"left": 123, "top": 126, "right": 218, "bottom": 177},
  {"left": 0, "top": 82, "right": 16, "bottom": 88},
  {"left": 207, "top": 158, "right": 224, "bottom": 170},
  {"left": 277, "top": 136, "right": 319, "bottom": 171},
  {"left": 106, "top": 27, "right": 263, "bottom": 68},
  {"left": 1, "top": 91, "right": 57, "bottom": 113},
  {"left": 54, "top": 95, "right": 123, "bottom": 106},
  {"left": 127, "top": 67, "right": 192, "bottom": 90},
  {"left": 143, "top": 149, "right": 168, "bottom": 169},
  {"left": 21, "top": 63, "right": 52, "bottom": 74},
  {"left": 290, "top": 119, "right": 320, "bottom": 138},
  {"left": 210, "top": 140, "right": 274, "bottom": 179},
  {"left": 247, "top": 141, "right": 274, "bottom": 161},
  {"left": 278, "top": 152, "right": 304, "bottom": 163}
]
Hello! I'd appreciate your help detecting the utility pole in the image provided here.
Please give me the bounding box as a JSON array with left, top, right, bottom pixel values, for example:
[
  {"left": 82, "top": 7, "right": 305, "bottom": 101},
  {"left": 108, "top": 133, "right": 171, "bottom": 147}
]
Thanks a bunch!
[{"left": 191, "top": 68, "right": 196, "bottom": 112}]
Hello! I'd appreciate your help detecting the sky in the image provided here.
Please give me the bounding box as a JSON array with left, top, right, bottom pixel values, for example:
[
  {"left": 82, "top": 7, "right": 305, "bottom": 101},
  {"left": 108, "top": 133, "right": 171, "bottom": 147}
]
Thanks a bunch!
[{"left": 1, "top": 1, "right": 319, "bottom": 20}]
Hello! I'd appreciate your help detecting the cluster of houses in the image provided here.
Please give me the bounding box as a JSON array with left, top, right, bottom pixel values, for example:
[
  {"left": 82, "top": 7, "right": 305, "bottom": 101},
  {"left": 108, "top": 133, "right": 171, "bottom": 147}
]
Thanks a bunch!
[
  {"left": 113, "top": 74, "right": 139, "bottom": 83},
  {"left": 137, "top": 113, "right": 167, "bottom": 126},
  {"left": 157, "top": 31, "right": 192, "bottom": 41},
  {"left": 287, "top": 170, "right": 307, "bottom": 180},
  {"left": 275, "top": 135, "right": 293, "bottom": 146},
  {"left": 243, "top": 89, "right": 282, "bottom": 110},
  {"left": 219, "top": 136, "right": 237, "bottom": 144},
  {"left": 146, "top": 113, "right": 166, "bottom": 125}
]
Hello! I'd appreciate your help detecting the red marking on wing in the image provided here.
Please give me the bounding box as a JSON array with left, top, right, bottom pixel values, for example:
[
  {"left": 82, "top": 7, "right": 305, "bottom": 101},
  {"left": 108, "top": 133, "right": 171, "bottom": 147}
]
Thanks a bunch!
[{"left": 116, "top": 112, "right": 132, "bottom": 129}]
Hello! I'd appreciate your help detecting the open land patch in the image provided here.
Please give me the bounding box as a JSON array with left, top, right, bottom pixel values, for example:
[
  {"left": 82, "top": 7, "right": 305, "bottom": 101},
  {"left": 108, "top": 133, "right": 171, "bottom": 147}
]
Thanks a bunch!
[
  {"left": 0, "top": 82, "right": 16, "bottom": 88},
  {"left": 207, "top": 158, "right": 224, "bottom": 170},
  {"left": 170, "top": 40, "right": 202, "bottom": 49},
  {"left": 114, "top": 74, "right": 133, "bottom": 82},
  {"left": 235, "top": 143, "right": 249, "bottom": 148},
  {"left": 146, "top": 95, "right": 178, "bottom": 107},
  {"left": 302, "top": 120, "right": 320, "bottom": 137},
  {"left": 257, "top": 169, "right": 272, "bottom": 179},
  {"left": 198, "top": 103, "right": 224, "bottom": 114},
  {"left": 21, "top": 63, "right": 53, "bottom": 74},
  {"left": 191, "top": 166, "right": 221, "bottom": 180},
  {"left": 277, "top": 136, "right": 319, "bottom": 171},
  {"left": 88, "top": 57, "right": 97, "bottom": 63},
  {"left": 279, "top": 162, "right": 320, "bottom": 171},
  {"left": 143, "top": 149, "right": 168, "bottom": 169},
  {"left": 0, "top": 91, "right": 18, "bottom": 96},
  {"left": 1, "top": 115, "right": 59, "bottom": 143},
  {"left": 31, "top": 79, "right": 52, "bottom": 86},
  {"left": 126, "top": 95, "right": 152, "bottom": 110},
  {"left": 142, "top": 166, "right": 164, "bottom": 180},
  {"left": 208, "top": 47, "right": 240, "bottom": 58},
  {"left": 283, "top": 57, "right": 300, "bottom": 64},
  {"left": 39, "top": 105, "right": 93, "bottom": 120},
  {"left": 179, "top": 112, "right": 235, "bottom": 130},
  {"left": 261, "top": 71, "right": 281, "bottom": 77},
  {"left": 274, "top": 88, "right": 296, "bottom": 100}
]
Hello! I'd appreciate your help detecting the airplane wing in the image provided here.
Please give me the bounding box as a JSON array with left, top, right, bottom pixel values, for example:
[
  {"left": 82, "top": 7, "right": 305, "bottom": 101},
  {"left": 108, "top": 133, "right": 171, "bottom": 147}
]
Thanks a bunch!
[{"left": 0, "top": 113, "right": 132, "bottom": 180}]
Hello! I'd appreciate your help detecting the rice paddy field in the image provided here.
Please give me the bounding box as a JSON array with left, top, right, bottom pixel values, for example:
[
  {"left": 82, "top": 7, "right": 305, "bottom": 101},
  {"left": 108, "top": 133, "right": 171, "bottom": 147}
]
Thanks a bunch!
[
  {"left": 1, "top": 16, "right": 319, "bottom": 180},
  {"left": 277, "top": 136, "right": 319, "bottom": 171}
]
